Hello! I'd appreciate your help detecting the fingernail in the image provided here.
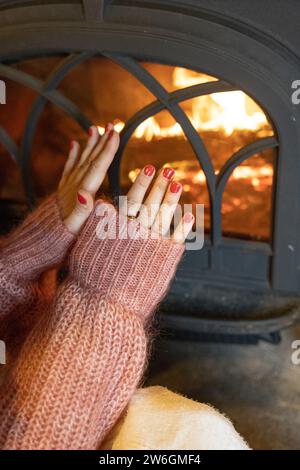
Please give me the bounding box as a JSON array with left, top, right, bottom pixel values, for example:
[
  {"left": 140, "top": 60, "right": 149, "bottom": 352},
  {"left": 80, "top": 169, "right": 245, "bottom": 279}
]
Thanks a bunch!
[
  {"left": 163, "top": 167, "right": 175, "bottom": 180},
  {"left": 184, "top": 213, "right": 194, "bottom": 223},
  {"left": 105, "top": 123, "right": 111, "bottom": 133},
  {"left": 144, "top": 165, "right": 155, "bottom": 177},
  {"left": 170, "top": 181, "right": 182, "bottom": 193},
  {"left": 88, "top": 127, "right": 93, "bottom": 137},
  {"left": 108, "top": 129, "right": 114, "bottom": 140},
  {"left": 70, "top": 141, "right": 75, "bottom": 150},
  {"left": 77, "top": 192, "right": 87, "bottom": 205}
]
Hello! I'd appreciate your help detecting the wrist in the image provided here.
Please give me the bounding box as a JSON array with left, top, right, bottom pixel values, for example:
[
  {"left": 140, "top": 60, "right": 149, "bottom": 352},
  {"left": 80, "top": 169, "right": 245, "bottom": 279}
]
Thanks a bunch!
[
  {"left": 70, "top": 200, "right": 184, "bottom": 320},
  {"left": 1, "top": 194, "right": 76, "bottom": 280}
]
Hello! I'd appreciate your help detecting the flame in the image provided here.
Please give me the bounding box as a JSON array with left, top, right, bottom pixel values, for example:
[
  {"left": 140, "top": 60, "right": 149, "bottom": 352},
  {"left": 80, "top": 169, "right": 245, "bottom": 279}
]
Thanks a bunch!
[
  {"left": 98, "top": 67, "right": 270, "bottom": 139},
  {"left": 172, "top": 67, "right": 217, "bottom": 87},
  {"left": 204, "top": 91, "right": 267, "bottom": 135}
]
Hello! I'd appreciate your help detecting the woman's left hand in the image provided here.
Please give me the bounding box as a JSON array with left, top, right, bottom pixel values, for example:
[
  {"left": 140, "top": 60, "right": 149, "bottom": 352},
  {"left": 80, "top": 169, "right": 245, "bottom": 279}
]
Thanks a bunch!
[{"left": 58, "top": 123, "right": 119, "bottom": 234}]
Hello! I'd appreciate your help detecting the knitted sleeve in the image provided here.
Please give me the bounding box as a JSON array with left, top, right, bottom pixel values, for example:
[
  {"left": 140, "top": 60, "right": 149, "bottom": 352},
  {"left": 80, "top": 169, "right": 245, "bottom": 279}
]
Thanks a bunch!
[
  {"left": 0, "top": 194, "right": 75, "bottom": 319},
  {"left": 0, "top": 201, "right": 184, "bottom": 449}
]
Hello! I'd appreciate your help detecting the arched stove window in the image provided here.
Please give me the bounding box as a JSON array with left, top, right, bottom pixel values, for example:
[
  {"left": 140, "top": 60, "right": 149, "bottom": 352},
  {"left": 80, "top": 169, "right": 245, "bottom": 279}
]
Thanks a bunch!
[{"left": 0, "top": 54, "right": 277, "bottom": 245}]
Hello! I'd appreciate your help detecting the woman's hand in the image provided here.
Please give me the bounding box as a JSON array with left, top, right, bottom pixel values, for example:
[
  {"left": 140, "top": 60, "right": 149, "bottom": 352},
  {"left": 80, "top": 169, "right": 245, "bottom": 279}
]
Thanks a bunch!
[
  {"left": 120, "top": 165, "right": 194, "bottom": 243},
  {"left": 58, "top": 124, "right": 119, "bottom": 234},
  {"left": 69, "top": 163, "right": 193, "bottom": 319}
]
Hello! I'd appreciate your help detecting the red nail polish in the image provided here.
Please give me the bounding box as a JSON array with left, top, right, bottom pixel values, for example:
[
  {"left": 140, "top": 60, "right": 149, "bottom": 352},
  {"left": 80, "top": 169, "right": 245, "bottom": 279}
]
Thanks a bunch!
[
  {"left": 163, "top": 167, "right": 175, "bottom": 180},
  {"left": 77, "top": 192, "right": 87, "bottom": 205},
  {"left": 144, "top": 165, "right": 155, "bottom": 177},
  {"left": 108, "top": 129, "right": 114, "bottom": 140},
  {"left": 105, "top": 123, "right": 111, "bottom": 133},
  {"left": 184, "top": 213, "right": 194, "bottom": 223},
  {"left": 70, "top": 141, "right": 75, "bottom": 150},
  {"left": 170, "top": 181, "right": 182, "bottom": 193},
  {"left": 88, "top": 127, "right": 93, "bottom": 137}
]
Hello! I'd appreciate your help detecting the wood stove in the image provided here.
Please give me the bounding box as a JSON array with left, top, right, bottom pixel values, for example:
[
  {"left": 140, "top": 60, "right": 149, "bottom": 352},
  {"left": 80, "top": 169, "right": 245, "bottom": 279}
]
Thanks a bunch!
[{"left": 0, "top": 0, "right": 300, "bottom": 342}]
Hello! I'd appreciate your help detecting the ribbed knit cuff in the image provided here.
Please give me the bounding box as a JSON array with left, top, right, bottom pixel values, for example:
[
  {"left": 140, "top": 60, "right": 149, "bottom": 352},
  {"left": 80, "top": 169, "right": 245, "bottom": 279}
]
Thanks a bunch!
[
  {"left": 70, "top": 200, "right": 185, "bottom": 320},
  {"left": 1, "top": 194, "right": 75, "bottom": 280}
]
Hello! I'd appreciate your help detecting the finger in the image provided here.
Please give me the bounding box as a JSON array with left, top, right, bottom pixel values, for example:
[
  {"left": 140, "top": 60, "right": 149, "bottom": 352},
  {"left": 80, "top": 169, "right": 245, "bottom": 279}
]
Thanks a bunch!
[
  {"left": 81, "top": 129, "right": 120, "bottom": 194},
  {"left": 120, "top": 164, "right": 156, "bottom": 217},
  {"left": 173, "top": 212, "right": 194, "bottom": 244},
  {"left": 63, "top": 190, "right": 94, "bottom": 235},
  {"left": 78, "top": 125, "right": 100, "bottom": 166},
  {"left": 60, "top": 140, "right": 80, "bottom": 185},
  {"left": 151, "top": 181, "right": 182, "bottom": 236},
  {"left": 89, "top": 122, "right": 114, "bottom": 162},
  {"left": 75, "top": 123, "right": 114, "bottom": 181},
  {"left": 137, "top": 167, "right": 175, "bottom": 228}
]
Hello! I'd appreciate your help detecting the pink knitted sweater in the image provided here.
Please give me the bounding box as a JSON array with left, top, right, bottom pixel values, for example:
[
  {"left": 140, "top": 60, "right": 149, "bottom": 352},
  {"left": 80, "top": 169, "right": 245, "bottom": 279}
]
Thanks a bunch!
[{"left": 0, "top": 195, "right": 184, "bottom": 449}]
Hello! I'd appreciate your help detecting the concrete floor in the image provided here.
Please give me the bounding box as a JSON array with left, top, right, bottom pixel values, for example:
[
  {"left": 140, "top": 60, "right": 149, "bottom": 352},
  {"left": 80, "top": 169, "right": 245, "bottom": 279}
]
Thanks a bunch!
[{"left": 146, "top": 324, "right": 300, "bottom": 450}]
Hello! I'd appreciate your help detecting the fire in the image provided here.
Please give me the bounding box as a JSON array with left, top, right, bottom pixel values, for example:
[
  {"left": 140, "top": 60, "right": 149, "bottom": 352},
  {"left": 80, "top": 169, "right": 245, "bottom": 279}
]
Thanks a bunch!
[
  {"left": 202, "top": 91, "right": 268, "bottom": 135},
  {"left": 98, "top": 67, "right": 270, "bottom": 140}
]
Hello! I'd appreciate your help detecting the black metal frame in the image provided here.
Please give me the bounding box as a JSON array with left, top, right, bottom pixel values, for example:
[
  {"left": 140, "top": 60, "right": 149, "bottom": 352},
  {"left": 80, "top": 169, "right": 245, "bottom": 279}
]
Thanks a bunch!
[{"left": 0, "top": 0, "right": 300, "bottom": 306}]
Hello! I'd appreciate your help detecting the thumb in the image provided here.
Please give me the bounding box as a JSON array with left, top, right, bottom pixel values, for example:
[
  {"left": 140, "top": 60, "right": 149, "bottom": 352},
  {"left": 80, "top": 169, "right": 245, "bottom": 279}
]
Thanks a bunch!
[{"left": 64, "top": 190, "right": 94, "bottom": 235}]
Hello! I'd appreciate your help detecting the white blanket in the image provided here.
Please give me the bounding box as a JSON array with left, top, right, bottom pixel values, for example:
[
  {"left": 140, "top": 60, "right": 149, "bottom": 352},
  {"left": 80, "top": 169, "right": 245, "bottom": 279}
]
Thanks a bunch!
[{"left": 102, "top": 386, "right": 250, "bottom": 450}]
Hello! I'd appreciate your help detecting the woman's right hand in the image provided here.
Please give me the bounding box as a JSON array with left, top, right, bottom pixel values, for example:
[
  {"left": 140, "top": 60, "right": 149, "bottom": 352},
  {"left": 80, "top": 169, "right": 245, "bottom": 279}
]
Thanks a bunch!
[
  {"left": 58, "top": 123, "right": 119, "bottom": 234},
  {"left": 120, "top": 164, "right": 194, "bottom": 244},
  {"left": 69, "top": 161, "right": 193, "bottom": 320}
]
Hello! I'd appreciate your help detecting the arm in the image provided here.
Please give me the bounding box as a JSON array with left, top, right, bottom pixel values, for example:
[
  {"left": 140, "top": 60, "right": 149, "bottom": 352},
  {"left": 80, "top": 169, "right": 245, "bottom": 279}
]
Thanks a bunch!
[
  {"left": 0, "top": 194, "right": 75, "bottom": 319},
  {"left": 0, "top": 201, "right": 184, "bottom": 449}
]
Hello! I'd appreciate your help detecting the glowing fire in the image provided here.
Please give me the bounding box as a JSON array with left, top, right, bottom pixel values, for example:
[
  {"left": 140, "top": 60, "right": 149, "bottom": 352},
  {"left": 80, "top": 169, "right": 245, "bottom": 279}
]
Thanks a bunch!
[{"left": 98, "top": 67, "right": 270, "bottom": 140}]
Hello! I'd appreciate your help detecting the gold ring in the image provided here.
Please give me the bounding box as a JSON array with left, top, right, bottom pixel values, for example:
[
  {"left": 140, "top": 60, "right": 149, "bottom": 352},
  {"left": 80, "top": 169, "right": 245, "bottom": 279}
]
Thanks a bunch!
[{"left": 128, "top": 215, "right": 136, "bottom": 220}]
